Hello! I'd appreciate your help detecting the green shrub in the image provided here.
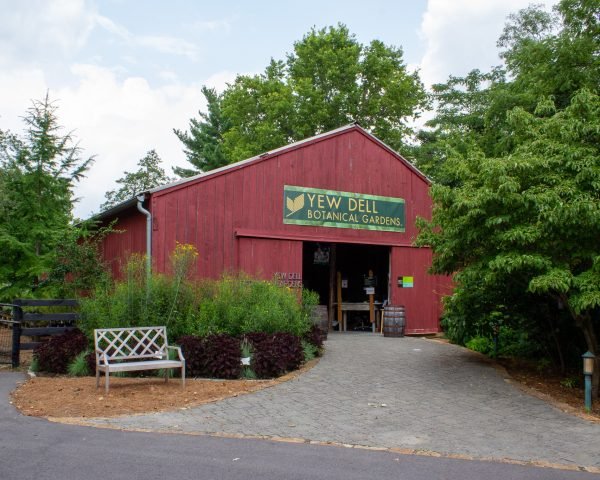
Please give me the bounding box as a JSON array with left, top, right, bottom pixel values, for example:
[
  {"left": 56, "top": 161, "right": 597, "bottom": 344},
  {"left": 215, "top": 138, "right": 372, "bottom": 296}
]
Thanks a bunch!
[
  {"left": 241, "top": 366, "right": 257, "bottom": 379},
  {"left": 157, "top": 348, "right": 181, "bottom": 379},
  {"left": 85, "top": 351, "right": 96, "bottom": 375},
  {"left": 203, "top": 334, "right": 241, "bottom": 379},
  {"left": 178, "top": 335, "right": 206, "bottom": 378},
  {"left": 79, "top": 248, "right": 201, "bottom": 340},
  {"left": 303, "top": 324, "right": 326, "bottom": 351},
  {"left": 497, "top": 326, "right": 542, "bottom": 358},
  {"left": 195, "top": 274, "right": 311, "bottom": 336},
  {"left": 35, "top": 329, "right": 88, "bottom": 374},
  {"left": 560, "top": 376, "right": 580, "bottom": 389},
  {"left": 67, "top": 351, "right": 91, "bottom": 376},
  {"left": 29, "top": 356, "right": 39, "bottom": 373},
  {"left": 302, "top": 339, "right": 318, "bottom": 362},
  {"left": 301, "top": 289, "right": 320, "bottom": 323},
  {"left": 465, "top": 336, "right": 494, "bottom": 355},
  {"left": 249, "top": 333, "right": 303, "bottom": 378}
]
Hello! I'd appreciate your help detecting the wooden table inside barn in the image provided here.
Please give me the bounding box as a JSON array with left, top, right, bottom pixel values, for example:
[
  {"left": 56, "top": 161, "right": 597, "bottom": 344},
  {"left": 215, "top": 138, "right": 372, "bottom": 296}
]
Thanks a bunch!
[{"left": 334, "top": 302, "right": 383, "bottom": 332}]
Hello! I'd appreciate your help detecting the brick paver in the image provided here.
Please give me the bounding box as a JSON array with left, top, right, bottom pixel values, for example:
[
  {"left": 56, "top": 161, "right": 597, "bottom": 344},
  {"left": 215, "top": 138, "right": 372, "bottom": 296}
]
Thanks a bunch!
[{"left": 87, "top": 334, "right": 600, "bottom": 467}]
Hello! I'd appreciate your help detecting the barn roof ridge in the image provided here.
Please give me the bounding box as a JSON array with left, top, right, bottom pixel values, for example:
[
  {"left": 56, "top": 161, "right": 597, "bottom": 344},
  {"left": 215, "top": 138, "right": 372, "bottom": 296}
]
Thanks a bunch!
[
  {"left": 92, "top": 124, "right": 429, "bottom": 220},
  {"left": 150, "top": 124, "right": 430, "bottom": 196}
]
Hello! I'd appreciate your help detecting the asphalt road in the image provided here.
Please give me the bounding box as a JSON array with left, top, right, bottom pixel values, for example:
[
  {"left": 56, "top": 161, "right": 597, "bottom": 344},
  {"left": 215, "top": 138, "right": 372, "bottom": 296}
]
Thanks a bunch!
[{"left": 1, "top": 372, "right": 597, "bottom": 480}]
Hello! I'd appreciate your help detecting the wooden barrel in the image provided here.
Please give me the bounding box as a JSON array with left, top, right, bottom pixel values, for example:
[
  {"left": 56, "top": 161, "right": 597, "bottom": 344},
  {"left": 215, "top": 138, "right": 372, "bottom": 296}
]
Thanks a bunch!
[{"left": 383, "top": 305, "right": 406, "bottom": 337}]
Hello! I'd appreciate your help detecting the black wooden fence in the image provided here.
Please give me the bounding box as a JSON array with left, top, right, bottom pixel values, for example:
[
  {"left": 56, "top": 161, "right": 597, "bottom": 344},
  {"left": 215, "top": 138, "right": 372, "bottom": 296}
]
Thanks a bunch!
[
  {"left": 0, "top": 305, "right": 16, "bottom": 365},
  {"left": 0, "top": 299, "right": 79, "bottom": 368}
]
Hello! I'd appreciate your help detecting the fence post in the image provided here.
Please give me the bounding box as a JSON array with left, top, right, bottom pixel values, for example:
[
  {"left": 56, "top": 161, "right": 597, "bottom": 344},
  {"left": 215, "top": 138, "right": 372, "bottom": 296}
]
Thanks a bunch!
[{"left": 11, "top": 305, "right": 22, "bottom": 368}]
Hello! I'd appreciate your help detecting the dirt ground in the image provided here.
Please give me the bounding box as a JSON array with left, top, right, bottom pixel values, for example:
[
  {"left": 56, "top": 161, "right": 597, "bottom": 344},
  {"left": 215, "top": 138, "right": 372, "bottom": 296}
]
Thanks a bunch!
[
  {"left": 11, "top": 376, "right": 275, "bottom": 418},
  {"left": 9, "top": 360, "right": 318, "bottom": 419}
]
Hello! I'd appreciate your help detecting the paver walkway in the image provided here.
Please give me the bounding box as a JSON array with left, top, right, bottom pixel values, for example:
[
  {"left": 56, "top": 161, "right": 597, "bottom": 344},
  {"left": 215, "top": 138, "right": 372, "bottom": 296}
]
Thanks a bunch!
[{"left": 86, "top": 334, "right": 600, "bottom": 468}]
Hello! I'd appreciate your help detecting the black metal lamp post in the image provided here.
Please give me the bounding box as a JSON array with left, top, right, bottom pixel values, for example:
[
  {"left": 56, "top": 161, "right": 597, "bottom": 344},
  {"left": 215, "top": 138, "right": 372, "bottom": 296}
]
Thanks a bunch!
[{"left": 582, "top": 351, "right": 595, "bottom": 412}]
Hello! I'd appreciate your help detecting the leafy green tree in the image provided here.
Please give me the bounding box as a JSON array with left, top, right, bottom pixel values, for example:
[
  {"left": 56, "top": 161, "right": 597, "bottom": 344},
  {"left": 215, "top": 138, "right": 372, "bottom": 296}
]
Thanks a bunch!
[
  {"left": 42, "top": 222, "right": 114, "bottom": 297},
  {"left": 413, "top": 68, "right": 509, "bottom": 182},
  {"left": 176, "top": 24, "right": 426, "bottom": 174},
  {"left": 415, "top": 0, "right": 599, "bottom": 181},
  {"left": 498, "top": 0, "right": 599, "bottom": 109},
  {"left": 0, "top": 94, "right": 93, "bottom": 299},
  {"left": 418, "top": 90, "right": 600, "bottom": 396},
  {"left": 220, "top": 60, "right": 296, "bottom": 162},
  {"left": 173, "top": 86, "right": 230, "bottom": 176},
  {"left": 101, "top": 149, "right": 173, "bottom": 211}
]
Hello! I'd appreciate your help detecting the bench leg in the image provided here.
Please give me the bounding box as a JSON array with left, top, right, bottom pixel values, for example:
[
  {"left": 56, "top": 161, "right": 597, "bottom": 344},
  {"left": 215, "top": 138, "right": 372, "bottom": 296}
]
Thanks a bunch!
[
  {"left": 105, "top": 371, "right": 109, "bottom": 394},
  {"left": 96, "top": 367, "right": 100, "bottom": 389},
  {"left": 181, "top": 365, "right": 185, "bottom": 389},
  {"left": 164, "top": 368, "right": 169, "bottom": 383}
]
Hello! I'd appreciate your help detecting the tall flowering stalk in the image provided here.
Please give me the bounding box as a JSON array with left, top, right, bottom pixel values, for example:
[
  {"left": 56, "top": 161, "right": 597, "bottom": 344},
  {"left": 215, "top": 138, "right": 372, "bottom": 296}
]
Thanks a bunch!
[{"left": 167, "top": 242, "right": 199, "bottom": 324}]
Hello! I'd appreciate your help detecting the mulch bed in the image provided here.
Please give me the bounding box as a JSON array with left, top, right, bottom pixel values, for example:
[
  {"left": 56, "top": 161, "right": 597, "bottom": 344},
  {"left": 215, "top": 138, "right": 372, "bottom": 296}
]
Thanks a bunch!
[
  {"left": 11, "top": 376, "right": 275, "bottom": 418},
  {"left": 498, "top": 358, "right": 600, "bottom": 421}
]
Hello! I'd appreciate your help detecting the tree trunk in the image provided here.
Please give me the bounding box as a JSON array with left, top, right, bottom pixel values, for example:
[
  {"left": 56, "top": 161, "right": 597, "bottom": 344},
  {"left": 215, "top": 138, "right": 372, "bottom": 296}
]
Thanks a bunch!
[{"left": 548, "top": 314, "right": 565, "bottom": 374}]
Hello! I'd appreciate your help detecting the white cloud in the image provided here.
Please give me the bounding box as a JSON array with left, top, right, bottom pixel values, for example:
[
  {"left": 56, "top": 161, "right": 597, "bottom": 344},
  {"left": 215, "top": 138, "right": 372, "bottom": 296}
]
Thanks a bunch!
[
  {"left": 192, "top": 19, "right": 232, "bottom": 33},
  {"left": 53, "top": 64, "right": 207, "bottom": 217},
  {"left": 135, "top": 35, "right": 198, "bottom": 59},
  {"left": 203, "top": 70, "right": 239, "bottom": 93},
  {"left": 0, "top": 63, "right": 208, "bottom": 218},
  {"left": 0, "top": 67, "right": 48, "bottom": 129},
  {"left": 418, "top": 0, "right": 558, "bottom": 87},
  {"left": 96, "top": 14, "right": 199, "bottom": 59},
  {"left": 0, "top": 0, "right": 96, "bottom": 63}
]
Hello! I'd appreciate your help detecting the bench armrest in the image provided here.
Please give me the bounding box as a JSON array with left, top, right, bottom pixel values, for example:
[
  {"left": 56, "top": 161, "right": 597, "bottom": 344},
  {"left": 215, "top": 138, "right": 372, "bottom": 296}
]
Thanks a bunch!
[
  {"left": 95, "top": 349, "right": 110, "bottom": 366},
  {"left": 167, "top": 345, "right": 185, "bottom": 362}
]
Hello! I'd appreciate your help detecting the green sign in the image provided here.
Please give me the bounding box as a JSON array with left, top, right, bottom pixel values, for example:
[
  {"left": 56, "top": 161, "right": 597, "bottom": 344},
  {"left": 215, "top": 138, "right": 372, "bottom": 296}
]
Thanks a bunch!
[{"left": 283, "top": 185, "right": 405, "bottom": 232}]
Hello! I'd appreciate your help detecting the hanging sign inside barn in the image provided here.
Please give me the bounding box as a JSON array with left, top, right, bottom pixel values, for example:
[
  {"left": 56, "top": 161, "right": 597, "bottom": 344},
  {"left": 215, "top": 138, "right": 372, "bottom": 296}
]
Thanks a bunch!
[{"left": 283, "top": 185, "right": 405, "bottom": 232}]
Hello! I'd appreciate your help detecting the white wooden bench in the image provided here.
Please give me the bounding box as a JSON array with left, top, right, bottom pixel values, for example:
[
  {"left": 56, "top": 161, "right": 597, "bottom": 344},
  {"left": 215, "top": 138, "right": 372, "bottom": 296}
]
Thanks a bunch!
[{"left": 94, "top": 326, "right": 185, "bottom": 393}]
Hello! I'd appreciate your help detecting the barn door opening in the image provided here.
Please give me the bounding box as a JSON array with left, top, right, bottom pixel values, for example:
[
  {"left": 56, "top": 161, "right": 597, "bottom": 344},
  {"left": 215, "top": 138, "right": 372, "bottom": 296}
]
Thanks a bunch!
[{"left": 302, "top": 242, "right": 390, "bottom": 333}]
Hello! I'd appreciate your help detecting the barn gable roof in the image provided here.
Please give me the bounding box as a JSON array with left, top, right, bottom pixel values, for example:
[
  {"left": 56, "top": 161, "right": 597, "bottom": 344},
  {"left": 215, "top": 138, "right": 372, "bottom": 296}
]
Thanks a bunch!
[
  {"left": 93, "top": 124, "right": 429, "bottom": 220},
  {"left": 151, "top": 123, "right": 429, "bottom": 196}
]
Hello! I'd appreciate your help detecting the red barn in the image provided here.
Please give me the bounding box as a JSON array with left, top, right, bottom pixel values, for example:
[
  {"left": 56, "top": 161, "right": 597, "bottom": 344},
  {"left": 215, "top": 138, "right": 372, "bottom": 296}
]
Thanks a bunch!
[{"left": 96, "top": 124, "right": 450, "bottom": 334}]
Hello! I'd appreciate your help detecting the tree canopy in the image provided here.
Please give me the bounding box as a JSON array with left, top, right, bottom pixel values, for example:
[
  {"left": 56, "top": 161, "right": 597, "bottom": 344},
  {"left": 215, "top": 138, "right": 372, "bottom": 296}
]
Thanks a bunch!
[
  {"left": 417, "top": 0, "right": 600, "bottom": 395},
  {"left": 0, "top": 94, "right": 93, "bottom": 298},
  {"left": 176, "top": 24, "right": 426, "bottom": 175},
  {"left": 415, "top": 0, "right": 599, "bottom": 182},
  {"left": 101, "top": 149, "right": 173, "bottom": 211}
]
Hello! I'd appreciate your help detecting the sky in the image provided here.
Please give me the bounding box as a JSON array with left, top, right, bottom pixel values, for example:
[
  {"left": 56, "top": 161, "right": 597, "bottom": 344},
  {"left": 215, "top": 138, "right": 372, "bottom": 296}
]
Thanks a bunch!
[{"left": 0, "top": 0, "right": 557, "bottom": 219}]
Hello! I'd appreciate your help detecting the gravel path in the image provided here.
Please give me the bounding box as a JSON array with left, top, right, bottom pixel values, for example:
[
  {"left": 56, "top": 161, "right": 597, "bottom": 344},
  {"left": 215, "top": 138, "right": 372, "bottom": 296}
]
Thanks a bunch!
[{"left": 85, "top": 334, "right": 600, "bottom": 468}]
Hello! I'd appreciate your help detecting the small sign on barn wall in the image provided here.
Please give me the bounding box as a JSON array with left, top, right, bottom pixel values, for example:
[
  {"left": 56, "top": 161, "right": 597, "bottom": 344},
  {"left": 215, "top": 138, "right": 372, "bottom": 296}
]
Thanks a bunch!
[
  {"left": 283, "top": 185, "right": 405, "bottom": 232},
  {"left": 398, "top": 276, "right": 414, "bottom": 288},
  {"left": 274, "top": 272, "right": 302, "bottom": 288}
]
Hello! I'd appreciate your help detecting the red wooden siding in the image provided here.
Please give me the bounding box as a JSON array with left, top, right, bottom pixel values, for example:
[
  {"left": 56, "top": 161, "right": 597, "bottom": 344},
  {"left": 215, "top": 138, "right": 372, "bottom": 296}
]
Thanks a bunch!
[
  {"left": 100, "top": 208, "right": 147, "bottom": 278},
  {"left": 151, "top": 128, "right": 430, "bottom": 269},
  {"left": 100, "top": 125, "right": 450, "bottom": 332},
  {"left": 390, "top": 247, "right": 452, "bottom": 334},
  {"left": 237, "top": 238, "right": 302, "bottom": 279}
]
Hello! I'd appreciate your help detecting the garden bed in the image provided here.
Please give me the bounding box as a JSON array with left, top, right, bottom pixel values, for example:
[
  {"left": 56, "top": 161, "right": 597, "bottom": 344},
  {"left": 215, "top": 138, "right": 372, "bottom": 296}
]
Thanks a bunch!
[{"left": 11, "top": 358, "right": 318, "bottom": 418}]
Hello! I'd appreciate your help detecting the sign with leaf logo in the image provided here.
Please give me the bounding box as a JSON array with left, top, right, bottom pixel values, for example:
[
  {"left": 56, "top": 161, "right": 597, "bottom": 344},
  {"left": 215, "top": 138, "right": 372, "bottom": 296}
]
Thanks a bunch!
[
  {"left": 286, "top": 193, "right": 305, "bottom": 216},
  {"left": 283, "top": 185, "right": 405, "bottom": 232}
]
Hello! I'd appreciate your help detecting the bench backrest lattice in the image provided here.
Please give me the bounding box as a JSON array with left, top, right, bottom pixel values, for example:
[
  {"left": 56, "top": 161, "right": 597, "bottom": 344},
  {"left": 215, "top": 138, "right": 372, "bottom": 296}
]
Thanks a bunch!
[{"left": 94, "top": 326, "right": 169, "bottom": 362}]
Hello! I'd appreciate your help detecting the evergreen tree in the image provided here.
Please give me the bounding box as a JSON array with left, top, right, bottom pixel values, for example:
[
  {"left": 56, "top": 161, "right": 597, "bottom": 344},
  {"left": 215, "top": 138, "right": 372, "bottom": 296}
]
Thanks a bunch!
[
  {"left": 101, "top": 149, "right": 173, "bottom": 211},
  {"left": 0, "top": 94, "right": 93, "bottom": 298},
  {"left": 173, "top": 86, "right": 230, "bottom": 177}
]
